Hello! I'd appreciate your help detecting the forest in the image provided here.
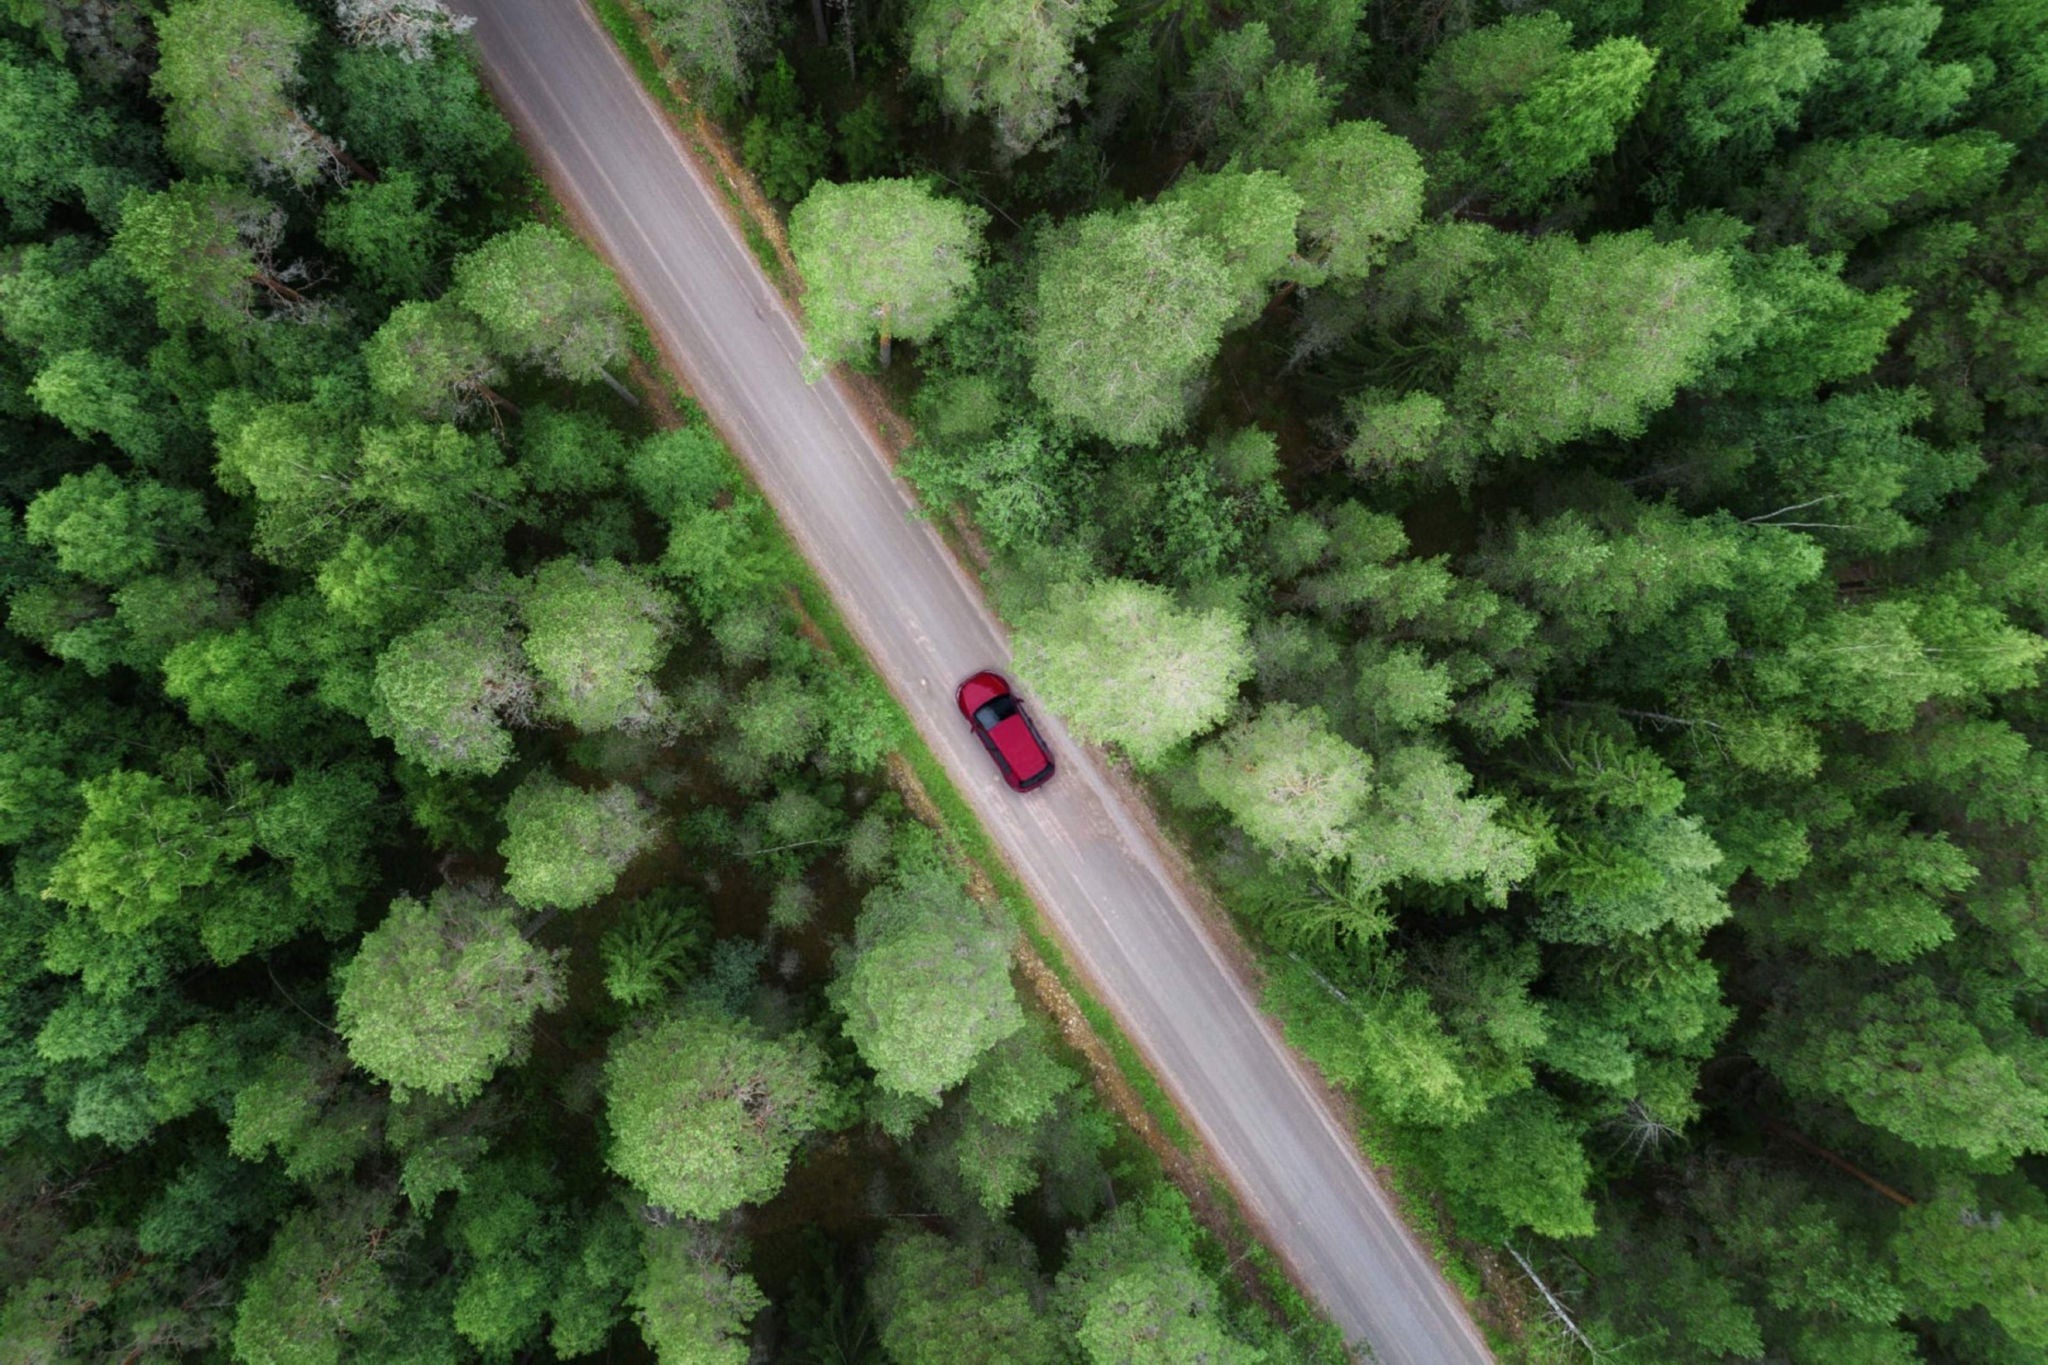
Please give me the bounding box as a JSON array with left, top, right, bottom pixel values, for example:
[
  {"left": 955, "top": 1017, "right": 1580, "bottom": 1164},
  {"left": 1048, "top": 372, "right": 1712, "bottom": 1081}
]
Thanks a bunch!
[
  {"left": 681, "top": 0, "right": 2044, "bottom": 1359},
  {"left": 0, "top": 2, "right": 1335, "bottom": 1363},
  {"left": 1, "top": 0, "right": 2044, "bottom": 1362}
]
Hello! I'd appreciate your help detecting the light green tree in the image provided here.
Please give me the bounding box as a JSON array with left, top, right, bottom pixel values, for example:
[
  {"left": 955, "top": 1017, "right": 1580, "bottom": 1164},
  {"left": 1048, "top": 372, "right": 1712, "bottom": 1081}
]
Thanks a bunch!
[
  {"left": 369, "top": 612, "right": 536, "bottom": 777},
  {"left": 520, "top": 558, "right": 678, "bottom": 733},
  {"left": 830, "top": 866, "right": 1023, "bottom": 1101},
  {"left": 499, "top": 774, "right": 656, "bottom": 911},
  {"left": 1196, "top": 703, "right": 1373, "bottom": 867},
  {"left": 907, "top": 0, "right": 1117, "bottom": 162},
  {"left": 789, "top": 179, "right": 986, "bottom": 368},
  {"left": 1029, "top": 202, "right": 1237, "bottom": 445},
  {"left": 450, "top": 223, "right": 630, "bottom": 386},
  {"left": 1157, "top": 167, "right": 1303, "bottom": 323},
  {"left": 603, "top": 1009, "right": 831, "bottom": 1218},
  {"left": 153, "top": 0, "right": 355, "bottom": 185},
  {"left": 335, "top": 884, "right": 566, "bottom": 1101},
  {"left": 1015, "top": 578, "right": 1252, "bottom": 767},
  {"left": 629, "top": 1221, "right": 767, "bottom": 1365},
  {"left": 1456, "top": 231, "right": 1739, "bottom": 455},
  {"left": 362, "top": 299, "right": 507, "bottom": 422},
  {"left": 1346, "top": 745, "right": 1538, "bottom": 903},
  {"left": 1287, "top": 121, "right": 1427, "bottom": 285}
]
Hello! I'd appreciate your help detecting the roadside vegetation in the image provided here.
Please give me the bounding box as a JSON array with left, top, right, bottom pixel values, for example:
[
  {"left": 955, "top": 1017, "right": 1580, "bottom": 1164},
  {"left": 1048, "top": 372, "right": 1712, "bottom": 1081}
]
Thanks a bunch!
[
  {"left": 627, "top": 0, "right": 2047, "bottom": 1359},
  {"left": 0, "top": 3, "right": 1341, "bottom": 1363}
]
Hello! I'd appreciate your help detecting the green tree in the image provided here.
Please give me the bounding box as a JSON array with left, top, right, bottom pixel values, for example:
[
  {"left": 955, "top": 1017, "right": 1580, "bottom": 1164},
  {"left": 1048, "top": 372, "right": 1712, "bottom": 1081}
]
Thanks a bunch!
[
  {"left": 869, "top": 1227, "right": 1064, "bottom": 1365},
  {"left": 789, "top": 179, "right": 986, "bottom": 368},
  {"left": 1346, "top": 745, "right": 1538, "bottom": 903},
  {"left": 42, "top": 769, "right": 252, "bottom": 937},
  {"left": 445, "top": 1156, "right": 560, "bottom": 1357},
  {"left": 0, "top": 40, "right": 119, "bottom": 229},
  {"left": 362, "top": 299, "right": 507, "bottom": 423},
  {"left": 629, "top": 1221, "right": 767, "bottom": 1365},
  {"left": 318, "top": 170, "right": 448, "bottom": 300},
  {"left": 1054, "top": 1194, "right": 1261, "bottom": 1365},
  {"left": 1894, "top": 1182, "right": 2048, "bottom": 1351},
  {"left": 1028, "top": 201, "right": 1237, "bottom": 445},
  {"left": 520, "top": 558, "right": 677, "bottom": 734},
  {"left": 498, "top": 773, "right": 656, "bottom": 911},
  {"left": 153, "top": 0, "right": 353, "bottom": 186},
  {"left": 1015, "top": 578, "right": 1252, "bottom": 767},
  {"left": 335, "top": 884, "right": 566, "bottom": 1101},
  {"left": 1196, "top": 703, "right": 1373, "bottom": 866},
  {"left": 1715, "top": 243, "right": 1912, "bottom": 399},
  {"left": 907, "top": 0, "right": 1116, "bottom": 162},
  {"left": 1455, "top": 231, "right": 1739, "bottom": 456},
  {"left": 22, "top": 467, "right": 206, "bottom": 586},
  {"left": 1432, "top": 1090, "right": 1595, "bottom": 1240},
  {"left": 450, "top": 223, "right": 630, "bottom": 386},
  {"left": 27, "top": 350, "right": 175, "bottom": 462},
  {"left": 110, "top": 180, "right": 293, "bottom": 332},
  {"left": 1757, "top": 974, "right": 2048, "bottom": 1162},
  {"left": 1287, "top": 121, "right": 1426, "bottom": 285},
  {"left": 369, "top": 611, "right": 536, "bottom": 777},
  {"left": 1814, "top": 1, "right": 1975, "bottom": 137},
  {"left": 831, "top": 865, "right": 1023, "bottom": 1101},
  {"left": 231, "top": 1196, "right": 401, "bottom": 1365},
  {"left": 1677, "top": 21, "right": 1833, "bottom": 158},
  {"left": 642, "top": 0, "right": 769, "bottom": 95},
  {"left": 603, "top": 1009, "right": 831, "bottom": 1218}
]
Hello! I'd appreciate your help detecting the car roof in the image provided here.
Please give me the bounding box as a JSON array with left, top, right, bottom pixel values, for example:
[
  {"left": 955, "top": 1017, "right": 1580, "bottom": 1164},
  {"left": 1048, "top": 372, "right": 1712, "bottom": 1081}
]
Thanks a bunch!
[{"left": 987, "top": 713, "right": 1049, "bottom": 779}]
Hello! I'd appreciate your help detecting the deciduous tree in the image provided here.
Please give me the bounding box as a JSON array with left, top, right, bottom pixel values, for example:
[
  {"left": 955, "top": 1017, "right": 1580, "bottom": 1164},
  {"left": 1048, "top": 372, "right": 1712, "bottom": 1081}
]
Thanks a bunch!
[
  {"left": 830, "top": 865, "right": 1022, "bottom": 1101},
  {"left": 153, "top": 0, "right": 356, "bottom": 186},
  {"left": 603, "top": 1009, "right": 830, "bottom": 1218},
  {"left": 1455, "top": 231, "right": 1739, "bottom": 455},
  {"left": 789, "top": 179, "right": 985, "bottom": 368},
  {"left": 1288, "top": 121, "right": 1426, "bottom": 285},
  {"left": 519, "top": 558, "right": 677, "bottom": 734},
  {"left": 336, "top": 884, "right": 566, "bottom": 1101},
  {"left": 450, "top": 223, "right": 631, "bottom": 387},
  {"left": 369, "top": 610, "right": 535, "bottom": 776},
  {"left": 498, "top": 773, "right": 655, "bottom": 911},
  {"left": 907, "top": 0, "right": 1116, "bottom": 162},
  {"left": 629, "top": 1221, "right": 767, "bottom": 1365},
  {"left": 1029, "top": 202, "right": 1236, "bottom": 445},
  {"left": 1195, "top": 703, "right": 1373, "bottom": 866},
  {"left": 641, "top": 0, "right": 771, "bottom": 96},
  {"left": 1015, "top": 578, "right": 1252, "bottom": 767},
  {"left": 869, "top": 1227, "right": 1064, "bottom": 1365}
]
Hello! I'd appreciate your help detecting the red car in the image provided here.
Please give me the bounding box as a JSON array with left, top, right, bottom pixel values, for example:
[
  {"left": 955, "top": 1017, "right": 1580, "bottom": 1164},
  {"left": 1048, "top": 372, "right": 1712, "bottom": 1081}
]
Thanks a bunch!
[{"left": 956, "top": 671, "right": 1055, "bottom": 792}]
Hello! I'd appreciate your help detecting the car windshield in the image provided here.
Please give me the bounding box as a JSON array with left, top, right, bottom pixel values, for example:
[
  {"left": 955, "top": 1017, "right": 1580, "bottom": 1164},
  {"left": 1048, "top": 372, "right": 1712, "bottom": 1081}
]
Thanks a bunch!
[{"left": 973, "top": 697, "right": 1016, "bottom": 730}]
